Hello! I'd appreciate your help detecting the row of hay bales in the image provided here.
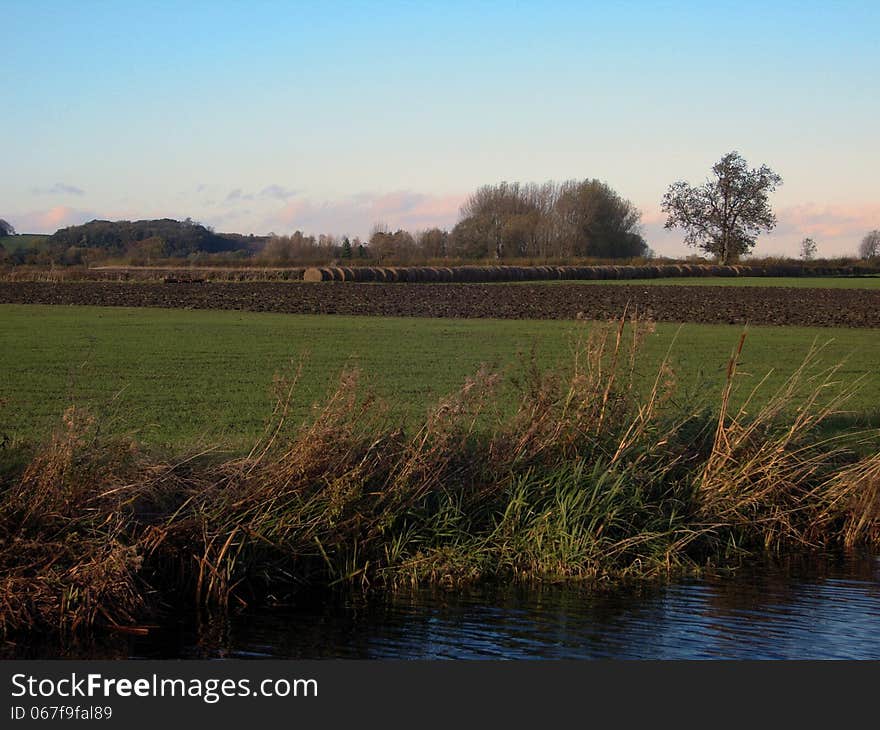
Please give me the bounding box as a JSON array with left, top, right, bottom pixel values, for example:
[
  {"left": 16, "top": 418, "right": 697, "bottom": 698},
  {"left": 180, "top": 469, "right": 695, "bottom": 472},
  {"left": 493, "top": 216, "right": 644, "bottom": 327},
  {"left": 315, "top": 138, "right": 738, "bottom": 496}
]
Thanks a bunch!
[
  {"left": 301, "top": 263, "right": 875, "bottom": 283},
  {"left": 301, "top": 266, "right": 457, "bottom": 282}
]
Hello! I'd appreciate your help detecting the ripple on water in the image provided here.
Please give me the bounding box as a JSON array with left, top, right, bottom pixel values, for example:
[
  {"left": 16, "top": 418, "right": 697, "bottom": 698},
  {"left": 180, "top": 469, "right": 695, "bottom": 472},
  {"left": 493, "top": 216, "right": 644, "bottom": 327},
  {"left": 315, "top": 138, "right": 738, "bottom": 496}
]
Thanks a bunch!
[{"left": 124, "top": 554, "right": 880, "bottom": 660}]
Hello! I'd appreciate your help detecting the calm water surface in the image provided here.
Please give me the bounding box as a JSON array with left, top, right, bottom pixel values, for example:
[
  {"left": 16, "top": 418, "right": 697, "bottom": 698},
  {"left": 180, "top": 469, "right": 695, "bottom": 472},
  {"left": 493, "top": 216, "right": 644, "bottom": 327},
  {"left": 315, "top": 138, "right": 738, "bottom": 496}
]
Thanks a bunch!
[{"left": 128, "top": 554, "right": 880, "bottom": 660}]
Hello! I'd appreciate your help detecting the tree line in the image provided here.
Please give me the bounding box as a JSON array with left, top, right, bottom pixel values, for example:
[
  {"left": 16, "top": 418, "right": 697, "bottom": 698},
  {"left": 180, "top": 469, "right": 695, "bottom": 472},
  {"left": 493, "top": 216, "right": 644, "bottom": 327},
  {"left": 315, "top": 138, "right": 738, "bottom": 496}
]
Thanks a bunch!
[
  {"left": 3, "top": 160, "right": 879, "bottom": 266},
  {"left": 263, "top": 177, "right": 650, "bottom": 265}
]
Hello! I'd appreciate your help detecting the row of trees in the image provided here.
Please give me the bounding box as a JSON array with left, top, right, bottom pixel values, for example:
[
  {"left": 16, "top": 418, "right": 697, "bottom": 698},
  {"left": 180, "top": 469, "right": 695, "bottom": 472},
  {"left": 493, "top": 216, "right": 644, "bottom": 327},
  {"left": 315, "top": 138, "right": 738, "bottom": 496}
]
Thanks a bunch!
[
  {"left": 259, "top": 231, "right": 368, "bottom": 264},
  {"left": 257, "top": 178, "right": 651, "bottom": 265}
]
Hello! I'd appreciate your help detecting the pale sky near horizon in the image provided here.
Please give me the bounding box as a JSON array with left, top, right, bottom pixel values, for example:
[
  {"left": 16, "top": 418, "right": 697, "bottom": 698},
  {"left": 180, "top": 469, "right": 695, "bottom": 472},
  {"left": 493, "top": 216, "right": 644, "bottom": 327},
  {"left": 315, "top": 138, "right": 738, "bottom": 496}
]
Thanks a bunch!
[{"left": 3, "top": 1, "right": 878, "bottom": 257}]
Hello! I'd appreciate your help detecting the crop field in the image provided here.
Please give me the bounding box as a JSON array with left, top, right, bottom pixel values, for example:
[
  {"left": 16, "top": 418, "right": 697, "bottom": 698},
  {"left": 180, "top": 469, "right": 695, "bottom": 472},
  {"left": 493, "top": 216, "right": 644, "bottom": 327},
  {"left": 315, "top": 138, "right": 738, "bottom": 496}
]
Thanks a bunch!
[
  {"left": 2, "top": 280, "right": 880, "bottom": 327},
  {"left": 520, "top": 276, "right": 880, "bottom": 289},
  {"left": 1, "top": 304, "right": 878, "bottom": 451}
]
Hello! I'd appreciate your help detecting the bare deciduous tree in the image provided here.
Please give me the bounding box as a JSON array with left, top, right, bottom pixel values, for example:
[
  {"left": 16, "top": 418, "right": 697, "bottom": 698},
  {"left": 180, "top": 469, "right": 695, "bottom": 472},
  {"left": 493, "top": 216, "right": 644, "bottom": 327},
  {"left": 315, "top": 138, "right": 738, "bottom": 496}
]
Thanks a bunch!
[
  {"left": 799, "top": 237, "right": 817, "bottom": 261},
  {"left": 661, "top": 151, "right": 782, "bottom": 264},
  {"left": 859, "top": 230, "right": 880, "bottom": 260}
]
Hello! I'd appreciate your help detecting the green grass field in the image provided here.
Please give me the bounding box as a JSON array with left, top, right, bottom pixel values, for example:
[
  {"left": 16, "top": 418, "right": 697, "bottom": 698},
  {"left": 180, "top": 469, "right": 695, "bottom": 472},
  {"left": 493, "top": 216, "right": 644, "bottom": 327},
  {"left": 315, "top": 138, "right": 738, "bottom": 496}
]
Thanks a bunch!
[
  {"left": 513, "top": 276, "right": 880, "bottom": 289},
  {"left": 1, "top": 304, "right": 878, "bottom": 451}
]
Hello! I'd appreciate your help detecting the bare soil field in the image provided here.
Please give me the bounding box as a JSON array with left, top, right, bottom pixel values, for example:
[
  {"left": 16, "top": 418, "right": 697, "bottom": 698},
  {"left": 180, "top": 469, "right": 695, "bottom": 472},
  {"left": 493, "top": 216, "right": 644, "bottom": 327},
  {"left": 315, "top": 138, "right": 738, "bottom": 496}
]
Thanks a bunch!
[{"left": 2, "top": 281, "right": 879, "bottom": 327}]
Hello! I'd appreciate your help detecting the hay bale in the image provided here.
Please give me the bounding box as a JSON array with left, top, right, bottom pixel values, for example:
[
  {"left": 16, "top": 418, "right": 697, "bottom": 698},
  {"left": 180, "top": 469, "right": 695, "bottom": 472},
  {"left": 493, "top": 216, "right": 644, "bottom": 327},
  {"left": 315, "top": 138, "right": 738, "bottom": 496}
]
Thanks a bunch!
[
  {"left": 303, "top": 267, "right": 330, "bottom": 282},
  {"left": 628, "top": 266, "right": 647, "bottom": 279}
]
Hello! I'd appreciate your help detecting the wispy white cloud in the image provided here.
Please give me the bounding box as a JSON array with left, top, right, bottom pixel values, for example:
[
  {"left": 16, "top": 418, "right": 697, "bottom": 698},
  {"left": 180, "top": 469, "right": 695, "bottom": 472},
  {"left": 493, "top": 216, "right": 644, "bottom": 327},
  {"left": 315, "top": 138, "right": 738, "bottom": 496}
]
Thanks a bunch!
[
  {"left": 258, "top": 184, "right": 298, "bottom": 201},
  {"left": 31, "top": 182, "right": 85, "bottom": 196},
  {"left": 222, "top": 184, "right": 299, "bottom": 204},
  {"left": 225, "top": 188, "right": 254, "bottom": 203}
]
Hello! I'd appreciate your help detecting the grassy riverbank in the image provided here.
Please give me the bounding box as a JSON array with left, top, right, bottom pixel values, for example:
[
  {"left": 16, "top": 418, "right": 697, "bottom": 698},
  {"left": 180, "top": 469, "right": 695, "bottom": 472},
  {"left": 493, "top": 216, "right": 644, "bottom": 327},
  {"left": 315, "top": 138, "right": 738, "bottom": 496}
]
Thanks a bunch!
[{"left": 1, "top": 313, "right": 878, "bottom": 637}]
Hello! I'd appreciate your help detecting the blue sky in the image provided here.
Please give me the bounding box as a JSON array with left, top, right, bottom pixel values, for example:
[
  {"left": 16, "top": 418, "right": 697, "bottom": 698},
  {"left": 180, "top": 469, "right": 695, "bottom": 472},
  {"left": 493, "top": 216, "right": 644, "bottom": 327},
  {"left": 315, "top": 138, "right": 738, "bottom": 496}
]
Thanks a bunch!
[{"left": 3, "top": 1, "right": 878, "bottom": 256}]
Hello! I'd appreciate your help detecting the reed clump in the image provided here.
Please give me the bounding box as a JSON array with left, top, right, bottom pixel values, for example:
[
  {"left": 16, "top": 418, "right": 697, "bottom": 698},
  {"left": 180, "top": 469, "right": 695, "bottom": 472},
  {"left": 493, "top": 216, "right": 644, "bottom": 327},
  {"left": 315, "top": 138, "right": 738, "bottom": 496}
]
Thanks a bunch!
[
  {"left": 1, "top": 312, "right": 878, "bottom": 636},
  {"left": 0, "top": 408, "right": 147, "bottom": 635}
]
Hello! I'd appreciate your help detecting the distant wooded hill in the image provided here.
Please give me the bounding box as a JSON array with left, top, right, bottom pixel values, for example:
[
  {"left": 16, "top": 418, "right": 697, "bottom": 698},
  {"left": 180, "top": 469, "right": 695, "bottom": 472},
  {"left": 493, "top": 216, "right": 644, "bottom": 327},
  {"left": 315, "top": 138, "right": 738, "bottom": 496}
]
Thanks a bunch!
[{"left": 47, "top": 218, "right": 265, "bottom": 258}]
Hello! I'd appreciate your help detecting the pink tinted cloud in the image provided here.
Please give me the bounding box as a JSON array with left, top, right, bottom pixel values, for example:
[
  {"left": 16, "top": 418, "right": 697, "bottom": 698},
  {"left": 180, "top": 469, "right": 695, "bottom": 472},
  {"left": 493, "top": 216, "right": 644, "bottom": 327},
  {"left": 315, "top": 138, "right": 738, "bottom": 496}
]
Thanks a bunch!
[
  {"left": 267, "top": 191, "right": 465, "bottom": 236},
  {"left": 776, "top": 203, "right": 880, "bottom": 239},
  {"left": 12, "top": 206, "right": 97, "bottom": 233}
]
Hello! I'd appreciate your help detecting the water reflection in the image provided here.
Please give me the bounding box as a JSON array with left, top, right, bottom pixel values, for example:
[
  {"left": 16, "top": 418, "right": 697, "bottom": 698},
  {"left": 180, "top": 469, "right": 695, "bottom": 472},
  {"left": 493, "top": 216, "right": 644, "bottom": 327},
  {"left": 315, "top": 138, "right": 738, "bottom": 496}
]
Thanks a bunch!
[
  {"left": 7, "top": 554, "right": 880, "bottom": 659},
  {"left": 144, "top": 553, "right": 880, "bottom": 660}
]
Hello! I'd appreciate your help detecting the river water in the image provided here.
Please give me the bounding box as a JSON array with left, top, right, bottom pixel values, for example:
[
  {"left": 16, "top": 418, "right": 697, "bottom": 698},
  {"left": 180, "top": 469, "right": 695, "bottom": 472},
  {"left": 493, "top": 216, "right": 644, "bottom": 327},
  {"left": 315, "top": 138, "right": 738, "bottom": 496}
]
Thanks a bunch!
[
  {"left": 120, "top": 553, "right": 880, "bottom": 660},
  {"left": 8, "top": 554, "right": 879, "bottom": 659}
]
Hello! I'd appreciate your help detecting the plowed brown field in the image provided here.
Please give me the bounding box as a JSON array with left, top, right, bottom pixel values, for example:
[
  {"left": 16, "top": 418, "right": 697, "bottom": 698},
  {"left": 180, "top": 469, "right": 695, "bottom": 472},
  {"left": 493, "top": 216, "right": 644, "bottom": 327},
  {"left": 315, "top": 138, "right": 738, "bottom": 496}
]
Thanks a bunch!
[{"left": 1, "top": 281, "right": 878, "bottom": 327}]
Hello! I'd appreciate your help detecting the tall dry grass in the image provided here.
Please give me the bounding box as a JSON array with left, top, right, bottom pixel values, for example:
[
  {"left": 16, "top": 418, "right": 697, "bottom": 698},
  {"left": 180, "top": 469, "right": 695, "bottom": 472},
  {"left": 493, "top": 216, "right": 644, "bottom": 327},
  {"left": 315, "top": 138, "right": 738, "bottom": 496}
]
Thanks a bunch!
[{"left": 1, "top": 312, "right": 878, "bottom": 636}]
